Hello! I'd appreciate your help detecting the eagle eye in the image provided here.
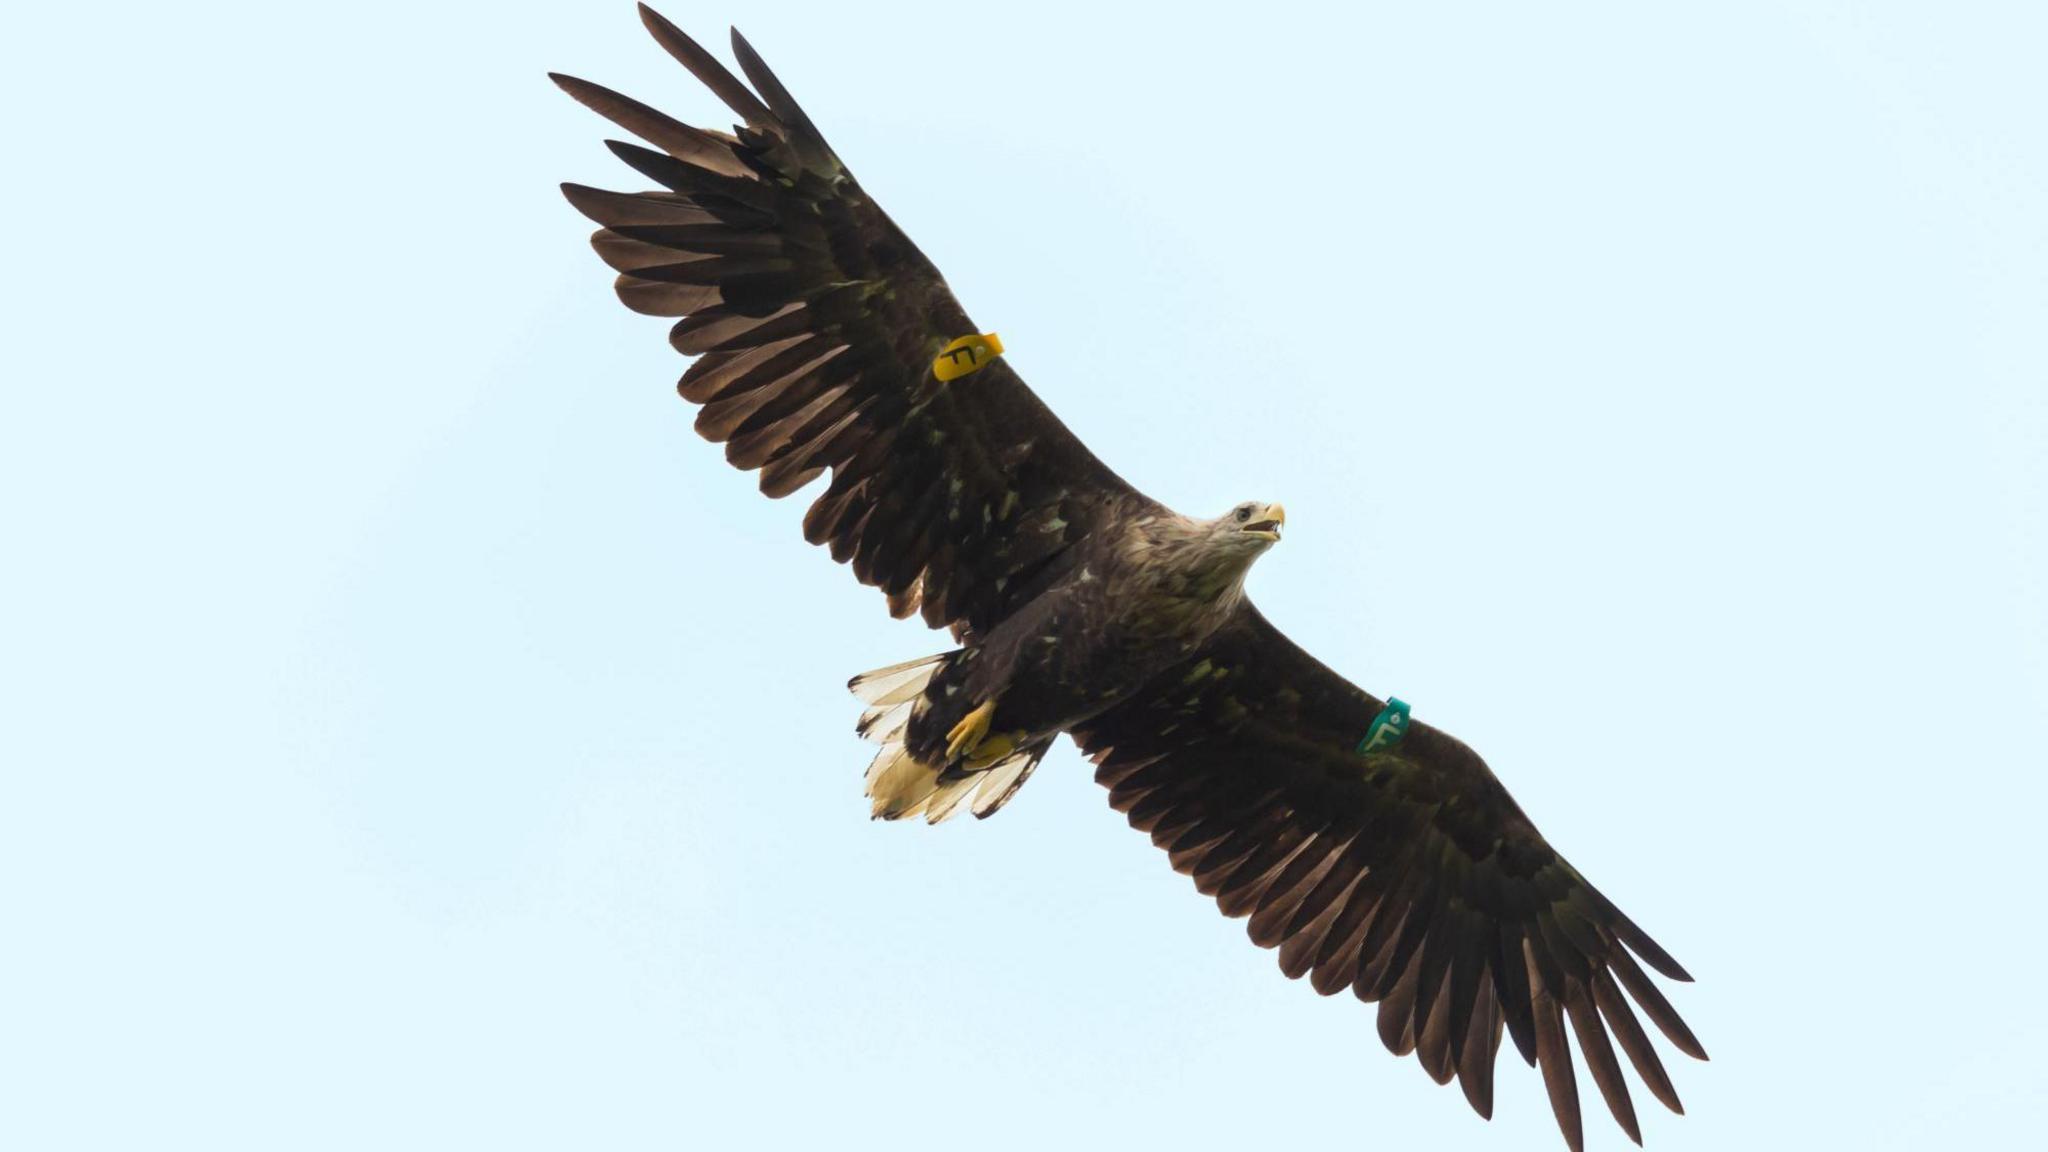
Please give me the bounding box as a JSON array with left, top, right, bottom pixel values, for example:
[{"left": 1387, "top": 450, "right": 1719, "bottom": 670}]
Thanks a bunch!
[{"left": 1235, "top": 507, "right": 1251, "bottom": 522}]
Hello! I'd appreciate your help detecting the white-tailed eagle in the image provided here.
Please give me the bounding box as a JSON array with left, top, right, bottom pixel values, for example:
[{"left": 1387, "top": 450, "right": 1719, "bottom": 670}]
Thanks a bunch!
[{"left": 555, "top": 9, "right": 1704, "bottom": 1147}]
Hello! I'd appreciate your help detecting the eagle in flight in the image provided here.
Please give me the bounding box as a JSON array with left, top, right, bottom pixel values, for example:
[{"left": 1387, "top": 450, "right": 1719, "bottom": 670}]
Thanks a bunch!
[{"left": 555, "top": 8, "right": 1705, "bottom": 1147}]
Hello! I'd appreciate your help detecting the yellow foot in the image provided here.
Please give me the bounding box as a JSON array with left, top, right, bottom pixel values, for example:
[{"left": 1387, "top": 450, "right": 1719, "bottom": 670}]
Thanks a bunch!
[
  {"left": 946, "top": 700, "right": 997, "bottom": 761},
  {"left": 964, "top": 733, "right": 1017, "bottom": 771}
]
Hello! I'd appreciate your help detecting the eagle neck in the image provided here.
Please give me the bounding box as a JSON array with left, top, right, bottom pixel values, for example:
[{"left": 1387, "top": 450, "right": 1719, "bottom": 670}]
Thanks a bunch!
[{"left": 1115, "top": 513, "right": 1255, "bottom": 638}]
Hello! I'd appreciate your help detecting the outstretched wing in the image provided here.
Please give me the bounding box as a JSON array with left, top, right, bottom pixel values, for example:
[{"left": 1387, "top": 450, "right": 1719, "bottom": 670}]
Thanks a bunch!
[
  {"left": 1070, "top": 607, "right": 1705, "bottom": 1151},
  {"left": 555, "top": 6, "right": 1149, "bottom": 639}
]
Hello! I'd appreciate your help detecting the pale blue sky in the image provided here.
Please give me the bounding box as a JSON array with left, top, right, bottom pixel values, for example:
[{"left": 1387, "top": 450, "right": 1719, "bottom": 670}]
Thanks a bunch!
[{"left": 5, "top": 2, "right": 2044, "bottom": 1148}]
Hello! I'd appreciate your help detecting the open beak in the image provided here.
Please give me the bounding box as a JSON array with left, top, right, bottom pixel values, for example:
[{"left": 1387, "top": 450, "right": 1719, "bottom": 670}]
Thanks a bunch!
[{"left": 1242, "top": 502, "right": 1286, "bottom": 542}]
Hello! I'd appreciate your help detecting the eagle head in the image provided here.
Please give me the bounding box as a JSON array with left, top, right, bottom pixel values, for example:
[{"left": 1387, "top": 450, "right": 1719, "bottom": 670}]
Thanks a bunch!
[{"left": 1219, "top": 500, "right": 1286, "bottom": 549}]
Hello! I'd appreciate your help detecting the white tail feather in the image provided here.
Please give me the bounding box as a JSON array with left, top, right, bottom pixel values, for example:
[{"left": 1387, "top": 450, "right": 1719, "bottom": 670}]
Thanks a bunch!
[
  {"left": 848, "top": 652, "right": 1041, "bottom": 824},
  {"left": 848, "top": 653, "right": 946, "bottom": 704},
  {"left": 971, "top": 755, "right": 1037, "bottom": 818},
  {"left": 856, "top": 700, "right": 913, "bottom": 744}
]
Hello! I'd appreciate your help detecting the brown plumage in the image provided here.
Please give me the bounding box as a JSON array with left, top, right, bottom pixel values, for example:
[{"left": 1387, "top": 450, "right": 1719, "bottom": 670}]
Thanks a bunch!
[{"left": 556, "top": 9, "right": 1705, "bottom": 1148}]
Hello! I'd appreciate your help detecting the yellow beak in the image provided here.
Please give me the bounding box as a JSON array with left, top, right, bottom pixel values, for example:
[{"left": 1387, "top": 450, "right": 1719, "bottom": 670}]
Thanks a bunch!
[{"left": 1244, "top": 502, "right": 1286, "bottom": 541}]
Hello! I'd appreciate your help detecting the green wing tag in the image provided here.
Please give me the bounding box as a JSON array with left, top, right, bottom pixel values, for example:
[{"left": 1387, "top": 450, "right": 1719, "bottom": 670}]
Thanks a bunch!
[{"left": 1356, "top": 697, "right": 1411, "bottom": 754}]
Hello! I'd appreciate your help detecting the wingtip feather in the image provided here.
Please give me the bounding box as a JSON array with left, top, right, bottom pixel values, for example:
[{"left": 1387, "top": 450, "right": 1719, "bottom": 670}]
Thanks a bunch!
[{"left": 638, "top": 4, "right": 774, "bottom": 128}]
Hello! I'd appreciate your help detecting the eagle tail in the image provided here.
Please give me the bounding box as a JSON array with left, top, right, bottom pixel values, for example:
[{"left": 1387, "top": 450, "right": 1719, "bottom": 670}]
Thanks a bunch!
[{"left": 849, "top": 654, "right": 1047, "bottom": 823}]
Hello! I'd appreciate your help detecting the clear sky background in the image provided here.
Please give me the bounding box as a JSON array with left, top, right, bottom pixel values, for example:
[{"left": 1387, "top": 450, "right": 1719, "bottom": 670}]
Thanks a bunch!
[{"left": 5, "top": 2, "right": 2045, "bottom": 1148}]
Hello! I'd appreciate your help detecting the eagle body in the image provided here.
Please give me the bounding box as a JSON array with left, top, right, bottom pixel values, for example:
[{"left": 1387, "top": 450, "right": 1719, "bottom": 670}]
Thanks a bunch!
[
  {"left": 884, "top": 503, "right": 1281, "bottom": 808},
  {"left": 557, "top": 10, "right": 1706, "bottom": 1149}
]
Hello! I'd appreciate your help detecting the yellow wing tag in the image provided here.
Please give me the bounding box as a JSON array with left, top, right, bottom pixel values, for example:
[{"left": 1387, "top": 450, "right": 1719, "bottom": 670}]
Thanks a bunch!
[{"left": 932, "top": 333, "right": 1004, "bottom": 382}]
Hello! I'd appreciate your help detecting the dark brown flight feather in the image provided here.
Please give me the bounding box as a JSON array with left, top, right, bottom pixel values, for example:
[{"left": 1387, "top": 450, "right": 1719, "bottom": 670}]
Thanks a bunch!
[{"left": 1062, "top": 609, "right": 1707, "bottom": 1149}]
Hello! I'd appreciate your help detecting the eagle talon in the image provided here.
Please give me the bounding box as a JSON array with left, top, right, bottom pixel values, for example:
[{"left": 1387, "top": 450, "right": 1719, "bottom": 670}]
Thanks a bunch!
[
  {"left": 964, "top": 732, "right": 1017, "bottom": 770},
  {"left": 946, "top": 700, "right": 997, "bottom": 761}
]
